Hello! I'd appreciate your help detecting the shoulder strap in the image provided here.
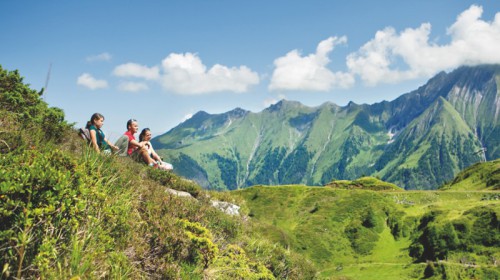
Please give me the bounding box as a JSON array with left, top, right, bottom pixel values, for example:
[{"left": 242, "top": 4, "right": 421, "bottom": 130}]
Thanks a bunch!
[{"left": 79, "top": 127, "right": 91, "bottom": 142}]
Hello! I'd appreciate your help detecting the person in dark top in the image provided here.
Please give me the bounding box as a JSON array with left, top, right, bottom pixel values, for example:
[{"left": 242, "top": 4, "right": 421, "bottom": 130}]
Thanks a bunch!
[{"left": 86, "top": 113, "right": 118, "bottom": 154}]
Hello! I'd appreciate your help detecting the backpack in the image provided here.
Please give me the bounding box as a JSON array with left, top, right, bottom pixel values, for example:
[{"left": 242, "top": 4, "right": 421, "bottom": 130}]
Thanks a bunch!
[
  {"left": 114, "top": 135, "right": 130, "bottom": 157},
  {"left": 79, "top": 127, "right": 91, "bottom": 142}
]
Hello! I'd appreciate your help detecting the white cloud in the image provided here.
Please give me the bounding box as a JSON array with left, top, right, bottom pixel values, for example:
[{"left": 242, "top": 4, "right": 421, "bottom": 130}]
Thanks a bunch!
[
  {"left": 118, "top": 81, "right": 149, "bottom": 92},
  {"left": 113, "top": 63, "right": 160, "bottom": 80},
  {"left": 77, "top": 73, "right": 108, "bottom": 90},
  {"left": 159, "top": 52, "right": 260, "bottom": 94},
  {"left": 269, "top": 36, "right": 354, "bottom": 92},
  {"left": 346, "top": 5, "right": 500, "bottom": 86},
  {"left": 182, "top": 113, "right": 193, "bottom": 122},
  {"left": 86, "top": 52, "right": 112, "bottom": 62}
]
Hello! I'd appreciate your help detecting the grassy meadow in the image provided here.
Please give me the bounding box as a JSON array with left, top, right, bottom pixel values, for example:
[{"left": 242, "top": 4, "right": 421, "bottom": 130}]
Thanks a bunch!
[{"left": 230, "top": 183, "right": 499, "bottom": 279}]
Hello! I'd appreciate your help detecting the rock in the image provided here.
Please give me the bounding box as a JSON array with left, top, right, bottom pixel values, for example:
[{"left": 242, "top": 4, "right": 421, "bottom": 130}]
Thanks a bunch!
[
  {"left": 165, "top": 188, "right": 195, "bottom": 199},
  {"left": 211, "top": 200, "right": 240, "bottom": 216}
]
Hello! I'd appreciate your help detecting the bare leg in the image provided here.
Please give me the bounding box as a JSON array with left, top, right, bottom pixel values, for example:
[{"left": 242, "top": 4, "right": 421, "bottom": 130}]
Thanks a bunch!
[{"left": 138, "top": 147, "right": 156, "bottom": 165}]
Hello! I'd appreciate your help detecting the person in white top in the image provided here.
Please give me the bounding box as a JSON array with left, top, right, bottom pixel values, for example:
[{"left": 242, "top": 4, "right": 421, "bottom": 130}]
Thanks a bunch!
[{"left": 139, "top": 128, "right": 173, "bottom": 171}]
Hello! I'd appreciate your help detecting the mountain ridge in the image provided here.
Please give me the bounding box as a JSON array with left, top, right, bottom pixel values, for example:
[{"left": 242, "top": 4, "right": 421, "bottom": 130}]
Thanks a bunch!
[{"left": 154, "top": 64, "right": 500, "bottom": 190}]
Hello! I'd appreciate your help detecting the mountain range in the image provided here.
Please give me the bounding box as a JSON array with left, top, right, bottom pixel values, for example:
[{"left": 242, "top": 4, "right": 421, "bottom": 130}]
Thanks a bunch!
[{"left": 152, "top": 65, "right": 500, "bottom": 190}]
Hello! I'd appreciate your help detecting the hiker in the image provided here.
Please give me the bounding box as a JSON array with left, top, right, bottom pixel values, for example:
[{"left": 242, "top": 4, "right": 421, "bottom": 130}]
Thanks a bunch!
[
  {"left": 139, "top": 128, "right": 173, "bottom": 170},
  {"left": 87, "top": 113, "right": 119, "bottom": 154},
  {"left": 122, "top": 119, "right": 158, "bottom": 167}
]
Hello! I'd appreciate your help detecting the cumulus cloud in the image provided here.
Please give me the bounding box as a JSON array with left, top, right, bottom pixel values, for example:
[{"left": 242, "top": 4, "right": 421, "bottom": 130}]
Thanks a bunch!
[
  {"left": 86, "top": 52, "right": 112, "bottom": 62},
  {"left": 77, "top": 73, "right": 108, "bottom": 90},
  {"left": 113, "top": 63, "right": 160, "bottom": 80},
  {"left": 346, "top": 4, "right": 500, "bottom": 86},
  {"left": 268, "top": 5, "right": 500, "bottom": 91},
  {"left": 118, "top": 81, "right": 149, "bottom": 92},
  {"left": 159, "top": 52, "right": 260, "bottom": 94},
  {"left": 269, "top": 36, "right": 354, "bottom": 91}
]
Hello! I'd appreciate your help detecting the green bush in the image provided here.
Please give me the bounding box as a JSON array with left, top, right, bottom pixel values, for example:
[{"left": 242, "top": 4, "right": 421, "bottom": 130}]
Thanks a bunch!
[
  {"left": 0, "top": 149, "right": 85, "bottom": 278},
  {"left": 178, "top": 219, "right": 218, "bottom": 268},
  {"left": 0, "top": 66, "right": 70, "bottom": 144},
  {"left": 208, "top": 244, "right": 275, "bottom": 279}
]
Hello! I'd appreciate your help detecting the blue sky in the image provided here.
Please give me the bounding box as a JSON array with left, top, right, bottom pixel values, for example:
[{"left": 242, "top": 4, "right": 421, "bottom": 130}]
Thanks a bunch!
[{"left": 2, "top": 1, "right": 500, "bottom": 141}]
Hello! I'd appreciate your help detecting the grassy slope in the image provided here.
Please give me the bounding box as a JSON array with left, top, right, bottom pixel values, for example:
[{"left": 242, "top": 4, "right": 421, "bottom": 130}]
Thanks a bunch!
[
  {"left": 0, "top": 66, "right": 315, "bottom": 279},
  {"left": 230, "top": 182, "right": 499, "bottom": 279},
  {"left": 440, "top": 159, "right": 500, "bottom": 191}
]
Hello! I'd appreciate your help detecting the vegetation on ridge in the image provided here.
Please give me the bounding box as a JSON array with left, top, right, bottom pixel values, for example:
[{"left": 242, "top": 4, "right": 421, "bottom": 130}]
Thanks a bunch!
[
  {"left": 440, "top": 159, "right": 500, "bottom": 191},
  {"left": 326, "top": 176, "right": 403, "bottom": 191}
]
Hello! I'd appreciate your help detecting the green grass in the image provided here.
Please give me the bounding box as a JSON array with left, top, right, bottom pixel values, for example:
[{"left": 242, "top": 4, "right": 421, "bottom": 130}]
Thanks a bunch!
[
  {"left": 326, "top": 176, "right": 403, "bottom": 191},
  {"left": 230, "top": 182, "right": 500, "bottom": 280},
  {"left": 440, "top": 159, "right": 500, "bottom": 191}
]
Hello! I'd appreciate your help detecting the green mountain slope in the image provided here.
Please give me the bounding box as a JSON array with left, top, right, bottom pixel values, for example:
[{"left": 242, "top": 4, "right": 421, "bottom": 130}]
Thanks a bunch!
[
  {"left": 230, "top": 184, "right": 500, "bottom": 279},
  {"left": 153, "top": 65, "right": 500, "bottom": 190},
  {"left": 375, "top": 97, "right": 482, "bottom": 189},
  {"left": 440, "top": 159, "right": 500, "bottom": 191}
]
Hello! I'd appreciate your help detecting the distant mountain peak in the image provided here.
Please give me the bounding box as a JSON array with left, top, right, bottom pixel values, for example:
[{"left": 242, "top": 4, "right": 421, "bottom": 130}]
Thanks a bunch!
[
  {"left": 227, "top": 107, "right": 249, "bottom": 118},
  {"left": 265, "top": 99, "right": 305, "bottom": 112},
  {"left": 154, "top": 64, "right": 500, "bottom": 190}
]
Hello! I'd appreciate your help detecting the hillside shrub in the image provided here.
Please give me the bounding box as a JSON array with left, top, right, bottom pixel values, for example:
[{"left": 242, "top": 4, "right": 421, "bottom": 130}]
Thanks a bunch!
[
  {"left": 0, "top": 149, "right": 84, "bottom": 278},
  {"left": 0, "top": 146, "right": 134, "bottom": 278},
  {"left": 178, "top": 219, "right": 218, "bottom": 268},
  {"left": 208, "top": 244, "right": 275, "bottom": 279},
  {"left": 345, "top": 222, "right": 379, "bottom": 255},
  {"left": 464, "top": 206, "right": 499, "bottom": 247},
  {"left": 0, "top": 66, "right": 70, "bottom": 144},
  {"left": 410, "top": 207, "right": 499, "bottom": 262}
]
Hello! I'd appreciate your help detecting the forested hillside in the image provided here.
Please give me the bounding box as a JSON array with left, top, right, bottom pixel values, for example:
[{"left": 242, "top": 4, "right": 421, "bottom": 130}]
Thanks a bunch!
[{"left": 153, "top": 65, "right": 500, "bottom": 191}]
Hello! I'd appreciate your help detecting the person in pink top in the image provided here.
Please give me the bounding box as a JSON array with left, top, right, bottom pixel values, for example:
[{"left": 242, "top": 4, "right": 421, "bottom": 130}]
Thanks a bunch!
[{"left": 124, "top": 119, "right": 157, "bottom": 167}]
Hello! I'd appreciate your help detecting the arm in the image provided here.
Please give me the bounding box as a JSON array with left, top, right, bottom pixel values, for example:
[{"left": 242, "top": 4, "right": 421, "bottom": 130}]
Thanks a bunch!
[
  {"left": 129, "top": 138, "right": 145, "bottom": 149},
  {"left": 105, "top": 138, "right": 119, "bottom": 151},
  {"left": 149, "top": 143, "right": 161, "bottom": 161},
  {"left": 89, "top": 129, "right": 100, "bottom": 153}
]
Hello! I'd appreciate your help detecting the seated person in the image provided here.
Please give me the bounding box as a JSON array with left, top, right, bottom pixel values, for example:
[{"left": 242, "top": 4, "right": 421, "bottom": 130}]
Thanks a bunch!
[
  {"left": 139, "top": 128, "right": 173, "bottom": 171},
  {"left": 123, "top": 119, "right": 158, "bottom": 167},
  {"left": 87, "top": 113, "right": 118, "bottom": 154}
]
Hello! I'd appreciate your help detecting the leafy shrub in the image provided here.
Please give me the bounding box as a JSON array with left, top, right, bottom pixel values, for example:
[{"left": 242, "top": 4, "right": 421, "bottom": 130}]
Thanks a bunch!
[
  {"left": 0, "top": 66, "right": 70, "bottom": 144},
  {"left": 208, "top": 244, "right": 275, "bottom": 279},
  {"left": 0, "top": 149, "right": 85, "bottom": 278},
  {"left": 423, "top": 261, "right": 436, "bottom": 278},
  {"left": 345, "top": 223, "right": 379, "bottom": 255},
  {"left": 178, "top": 219, "right": 218, "bottom": 268},
  {"left": 410, "top": 207, "right": 498, "bottom": 262}
]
